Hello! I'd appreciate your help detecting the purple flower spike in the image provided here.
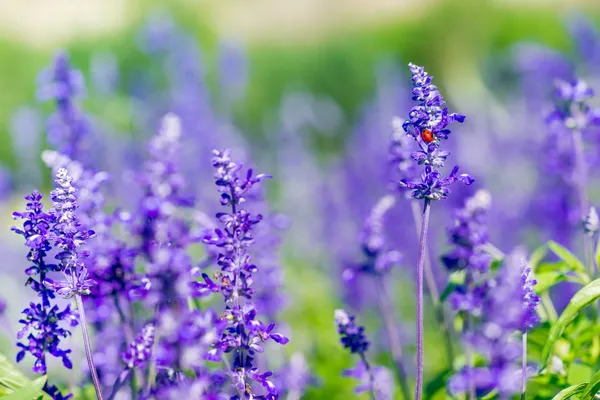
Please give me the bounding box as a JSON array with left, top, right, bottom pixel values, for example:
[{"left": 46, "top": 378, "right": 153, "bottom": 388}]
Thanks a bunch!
[
  {"left": 335, "top": 309, "right": 389, "bottom": 400},
  {"left": 44, "top": 168, "right": 96, "bottom": 299},
  {"left": 394, "top": 62, "right": 473, "bottom": 400},
  {"left": 442, "top": 189, "right": 493, "bottom": 276},
  {"left": 121, "top": 324, "right": 155, "bottom": 369},
  {"left": 547, "top": 79, "right": 600, "bottom": 131},
  {"left": 203, "top": 149, "right": 287, "bottom": 398},
  {"left": 12, "top": 189, "right": 77, "bottom": 399},
  {"left": 449, "top": 248, "right": 541, "bottom": 398},
  {"left": 394, "top": 63, "right": 473, "bottom": 201},
  {"left": 334, "top": 309, "right": 370, "bottom": 354},
  {"left": 37, "top": 51, "right": 91, "bottom": 162}
]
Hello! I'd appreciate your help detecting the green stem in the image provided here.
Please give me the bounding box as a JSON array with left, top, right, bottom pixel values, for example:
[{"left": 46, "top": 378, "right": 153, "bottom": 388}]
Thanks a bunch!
[{"left": 541, "top": 293, "right": 558, "bottom": 322}]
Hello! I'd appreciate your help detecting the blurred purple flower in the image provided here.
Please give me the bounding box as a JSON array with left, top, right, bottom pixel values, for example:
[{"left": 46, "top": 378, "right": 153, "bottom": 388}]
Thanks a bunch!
[
  {"left": 37, "top": 51, "right": 92, "bottom": 162},
  {"left": 121, "top": 324, "right": 155, "bottom": 369},
  {"left": 343, "top": 361, "right": 395, "bottom": 400}
]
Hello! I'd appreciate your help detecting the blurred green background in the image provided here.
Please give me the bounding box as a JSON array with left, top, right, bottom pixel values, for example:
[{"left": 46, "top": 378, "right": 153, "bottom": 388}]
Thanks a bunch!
[
  {"left": 1, "top": 0, "right": 598, "bottom": 167},
  {"left": 1, "top": 0, "right": 599, "bottom": 398}
]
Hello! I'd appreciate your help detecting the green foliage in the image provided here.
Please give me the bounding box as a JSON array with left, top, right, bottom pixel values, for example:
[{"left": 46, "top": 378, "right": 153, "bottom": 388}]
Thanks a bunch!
[
  {"left": 547, "top": 241, "right": 587, "bottom": 276},
  {"left": 551, "top": 383, "right": 587, "bottom": 400},
  {"left": 440, "top": 270, "right": 466, "bottom": 303},
  {"left": 0, "top": 353, "right": 50, "bottom": 399},
  {"left": 534, "top": 271, "right": 568, "bottom": 294},
  {"left": 0, "top": 376, "right": 46, "bottom": 400},
  {"left": 540, "top": 279, "right": 600, "bottom": 370},
  {"left": 581, "top": 370, "right": 600, "bottom": 399}
]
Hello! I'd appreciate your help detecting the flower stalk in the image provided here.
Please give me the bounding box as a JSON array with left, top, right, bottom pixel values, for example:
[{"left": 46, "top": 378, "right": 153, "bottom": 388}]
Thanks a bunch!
[
  {"left": 415, "top": 199, "right": 431, "bottom": 400},
  {"left": 75, "top": 294, "right": 104, "bottom": 400},
  {"left": 410, "top": 200, "right": 455, "bottom": 364}
]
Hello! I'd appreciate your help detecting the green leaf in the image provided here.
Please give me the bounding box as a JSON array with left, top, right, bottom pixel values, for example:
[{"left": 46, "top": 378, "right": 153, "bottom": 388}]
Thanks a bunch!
[
  {"left": 552, "top": 383, "right": 587, "bottom": 399},
  {"left": 530, "top": 243, "right": 548, "bottom": 269},
  {"left": 581, "top": 370, "right": 600, "bottom": 399},
  {"left": 0, "top": 353, "right": 51, "bottom": 400},
  {"left": 424, "top": 368, "right": 452, "bottom": 399},
  {"left": 534, "top": 271, "right": 567, "bottom": 293},
  {"left": 547, "top": 241, "right": 586, "bottom": 274},
  {"left": 0, "top": 376, "right": 46, "bottom": 400},
  {"left": 440, "top": 270, "right": 466, "bottom": 303},
  {"left": 440, "top": 282, "right": 458, "bottom": 303},
  {"left": 0, "top": 353, "right": 32, "bottom": 395},
  {"left": 540, "top": 279, "right": 600, "bottom": 369}
]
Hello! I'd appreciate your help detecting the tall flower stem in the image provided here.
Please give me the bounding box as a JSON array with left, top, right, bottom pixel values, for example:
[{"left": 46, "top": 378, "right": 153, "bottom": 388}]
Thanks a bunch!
[
  {"left": 359, "top": 353, "right": 377, "bottom": 400},
  {"left": 521, "top": 332, "right": 528, "bottom": 400},
  {"left": 75, "top": 295, "right": 104, "bottom": 400},
  {"left": 374, "top": 276, "right": 411, "bottom": 399},
  {"left": 572, "top": 129, "right": 592, "bottom": 276},
  {"left": 464, "top": 314, "right": 475, "bottom": 400},
  {"left": 410, "top": 200, "right": 455, "bottom": 364},
  {"left": 415, "top": 199, "right": 431, "bottom": 400},
  {"left": 108, "top": 370, "right": 130, "bottom": 400}
]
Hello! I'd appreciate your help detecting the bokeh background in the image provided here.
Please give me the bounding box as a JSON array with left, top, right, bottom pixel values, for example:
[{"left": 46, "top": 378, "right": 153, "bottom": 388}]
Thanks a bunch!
[{"left": 1, "top": 0, "right": 600, "bottom": 398}]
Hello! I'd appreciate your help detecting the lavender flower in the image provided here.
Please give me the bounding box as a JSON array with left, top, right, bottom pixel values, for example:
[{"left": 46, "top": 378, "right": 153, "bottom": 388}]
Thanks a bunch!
[
  {"left": 443, "top": 190, "right": 493, "bottom": 314},
  {"left": 40, "top": 168, "right": 104, "bottom": 399},
  {"left": 398, "top": 63, "right": 473, "bottom": 200},
  {"left": 397, "top": 63, "right": 473, "bottom": 400},
  {"left": 37, "top": 51, "right": 91, "bottom": 162},
  {"left": 43, "top": 168, "right": 96, "bottom": 298},
  {"left": 42, "top": 150, "right": 137, "bottom": 387},
  {"left": 334, "top": 309, "right": 370, "bottom": 354},
  {"left": 150, "top": 369, "right": 228, "bottom": 399},
  {"left": 343, "top": 362, "right": 395, "bottom": 400},
  {"left": 12, "top": 191, "right": 77, "bottom": 374},
  {"left": 122, "top": 324, "right": 155, "bottom": 369},
  {"left": 546, "top": 78, "right": 600, "bottom": 274},
  {"left": 132, "top": 113, "right": 194, "bottom": 308},
  {"left": 547, "top": 80, "right": 600, "bottom": 131},
  {"left": 335, "top": 309, "right": 384, "bottom": 399},
  {"left": 342, "top": 195, "right": 403, "bottom": 280},
  {"left": 198, "top": 149, "right": 288, "bottom": 398},
  {"left": 449, "top": 249, "right": 541, "bottom": 398},
  {"left": 279, "top": 353, "right": 317, "bottom": 400},
  {"left": 584, "top": 206, "right": 599, "bottom": 236}
]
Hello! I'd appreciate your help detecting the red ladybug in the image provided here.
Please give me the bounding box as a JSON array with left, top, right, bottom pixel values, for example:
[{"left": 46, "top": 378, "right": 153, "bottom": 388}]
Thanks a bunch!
[{"left": 421, "top": 129, "right": 434, "bottom": 143}]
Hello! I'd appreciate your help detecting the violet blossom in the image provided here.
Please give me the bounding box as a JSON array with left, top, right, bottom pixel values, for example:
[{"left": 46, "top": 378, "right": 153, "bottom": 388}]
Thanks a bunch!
[
  {"left": 449, "top": 249, "right": 540, "bottom": 398},
  {"left": 197, "top": 149, "right": 289, "bottom": 398},
  {"left": 37, "top": 51, "right": 91, "bottom": 163},
  {"left": 12, "top": 190, "right": 77, "bottom": 381},
  {"left": 396, "top": 62, "right": 473, "bottom": 400},
  {"left": 335, "top": 309, "right": 393, "bottom": 399}
]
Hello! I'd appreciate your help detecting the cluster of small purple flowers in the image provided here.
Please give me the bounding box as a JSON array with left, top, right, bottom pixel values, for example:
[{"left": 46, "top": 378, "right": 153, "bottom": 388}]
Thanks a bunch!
[
  {"left": 196, "top": 149, "right": 289, "bottom": 398},
  {"left": 12, "top": 177, "right": 93, "bottom": 398},
  {"left": 334, "top": 309, "right": 394, "bottom": 400},
  {"left": 342, "top": 195, "right": 402, "bottom": 281},
  {"left": 37, "top": 51, "right": 91, "bottom": 164},
  {"left": 443, "top": 189, "right": 493, "bottom": 316},
  {"left": 398, "top": 63, "right": 474, "bottom": 200},
  {"left": 443, "top": 191, "right": 541, "bottom": 397}
]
